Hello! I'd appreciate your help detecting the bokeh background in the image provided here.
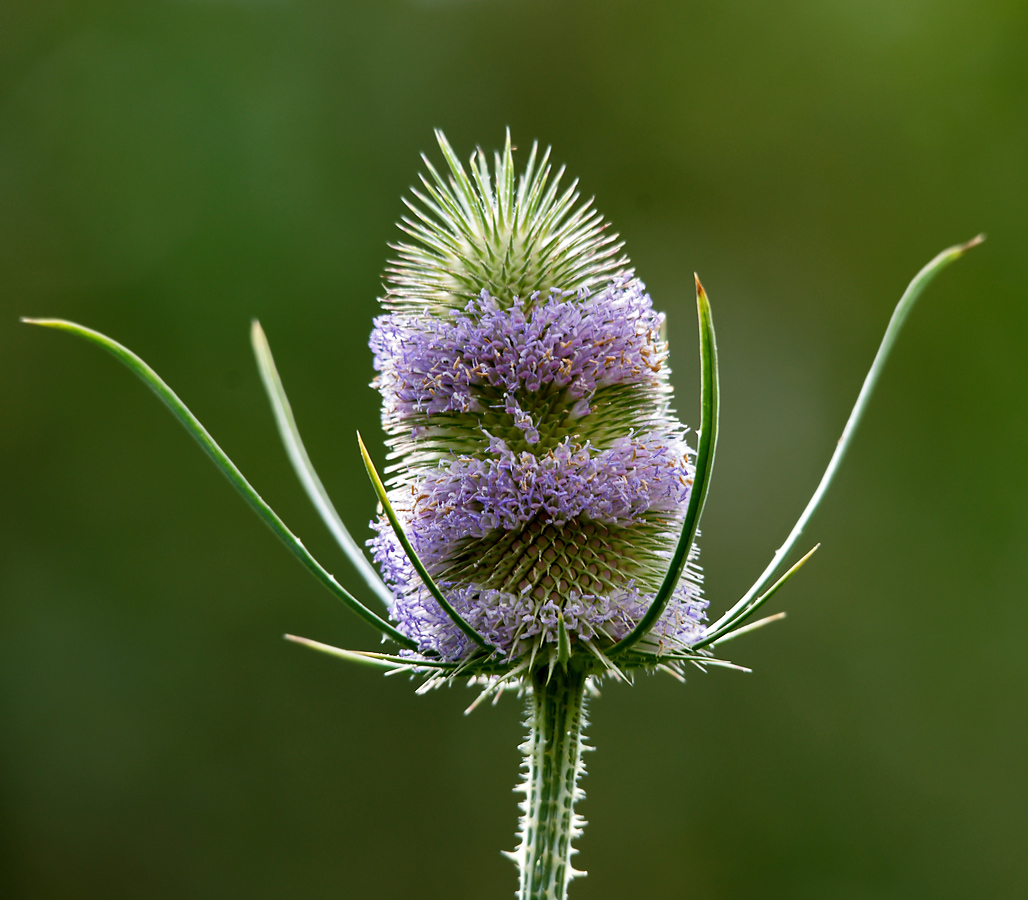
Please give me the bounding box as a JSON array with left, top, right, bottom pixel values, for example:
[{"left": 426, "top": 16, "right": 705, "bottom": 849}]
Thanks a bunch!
[{"left": 2, "top": 1, "right": 1026, "bottom": 898}]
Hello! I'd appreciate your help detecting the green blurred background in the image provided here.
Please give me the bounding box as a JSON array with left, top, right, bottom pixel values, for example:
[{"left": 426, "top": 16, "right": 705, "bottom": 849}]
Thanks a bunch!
[{"left": 2, "top": 1, "right": 1026, "bottom": 897}]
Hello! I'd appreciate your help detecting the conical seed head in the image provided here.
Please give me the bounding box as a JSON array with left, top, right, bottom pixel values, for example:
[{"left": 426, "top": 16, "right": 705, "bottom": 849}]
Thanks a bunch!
[
  {"left": 370, "top": 132, "right": 706, "bottom": 664},
  {"left": 384, "top": 130, "right": 628, "bottom": 315}
]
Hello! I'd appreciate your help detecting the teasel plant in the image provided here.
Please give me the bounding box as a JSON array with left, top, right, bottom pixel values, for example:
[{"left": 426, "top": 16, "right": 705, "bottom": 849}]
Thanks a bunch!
[{"left": 25, "top": 130, "right": 982, "bottom": 900}]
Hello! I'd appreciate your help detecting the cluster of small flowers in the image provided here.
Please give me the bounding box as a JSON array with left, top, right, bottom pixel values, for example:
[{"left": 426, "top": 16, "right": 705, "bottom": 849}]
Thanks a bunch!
[
  {"left": 405, "top": 434, "right": 693, "bottom": 549},
  {"left": 370, "top": 276, "right": 666, "bottom": 425},
  {"left": 383, "top": 576, "right": 706, "bottom": 663}
]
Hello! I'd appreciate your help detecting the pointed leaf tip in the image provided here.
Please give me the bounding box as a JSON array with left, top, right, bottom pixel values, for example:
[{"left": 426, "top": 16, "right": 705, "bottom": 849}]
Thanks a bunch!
[{"left": 959, "top": 233, "right": 986, "bottom": 253}]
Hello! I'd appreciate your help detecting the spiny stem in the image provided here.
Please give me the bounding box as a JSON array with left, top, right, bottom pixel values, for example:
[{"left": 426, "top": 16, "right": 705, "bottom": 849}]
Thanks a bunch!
[{"left": 514, "top": 662, "right": 590, "bottom": 900}]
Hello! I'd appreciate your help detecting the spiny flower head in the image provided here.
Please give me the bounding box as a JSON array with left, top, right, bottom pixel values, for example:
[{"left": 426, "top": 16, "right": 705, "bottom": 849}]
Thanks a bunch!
[
  {"left": 368, "top": 131, "right": 706, "bottom": 669},
  {"left": 26, "top": 117, "right": 979, "bottom": 900}
]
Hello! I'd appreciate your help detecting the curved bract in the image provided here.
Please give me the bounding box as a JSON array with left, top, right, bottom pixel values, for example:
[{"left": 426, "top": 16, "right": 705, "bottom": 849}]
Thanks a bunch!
[
  {"left": 699, "top": 232, "right": 985, "bottom": 649},
  {"left": 21, "top": 317, "right": 415, "bottom": 650}
]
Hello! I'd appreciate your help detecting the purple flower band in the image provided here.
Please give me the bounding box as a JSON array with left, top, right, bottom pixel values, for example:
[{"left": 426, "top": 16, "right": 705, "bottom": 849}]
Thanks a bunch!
[{"left": 371, "top": 275, "right": 667, "bottom": 429}]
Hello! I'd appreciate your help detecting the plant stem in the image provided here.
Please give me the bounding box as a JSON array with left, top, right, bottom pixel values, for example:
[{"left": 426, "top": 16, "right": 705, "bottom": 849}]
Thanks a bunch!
[{"left": 515, "top": 662, "right": 590, "bottom": 900}]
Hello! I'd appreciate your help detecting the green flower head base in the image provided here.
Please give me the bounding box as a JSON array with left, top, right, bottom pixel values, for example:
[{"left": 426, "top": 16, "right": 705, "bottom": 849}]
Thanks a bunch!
[{"left": 368, "top": 131, "right": 708, "bottom": 672}]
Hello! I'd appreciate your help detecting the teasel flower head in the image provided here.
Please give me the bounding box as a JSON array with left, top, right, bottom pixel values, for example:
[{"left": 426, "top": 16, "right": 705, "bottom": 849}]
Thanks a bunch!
[
  {"left": 26, "top": 122, "right": 980, "bottom": 900},
  {"left": 366, "top": 131, "right": 708, "bottom": 674}
]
